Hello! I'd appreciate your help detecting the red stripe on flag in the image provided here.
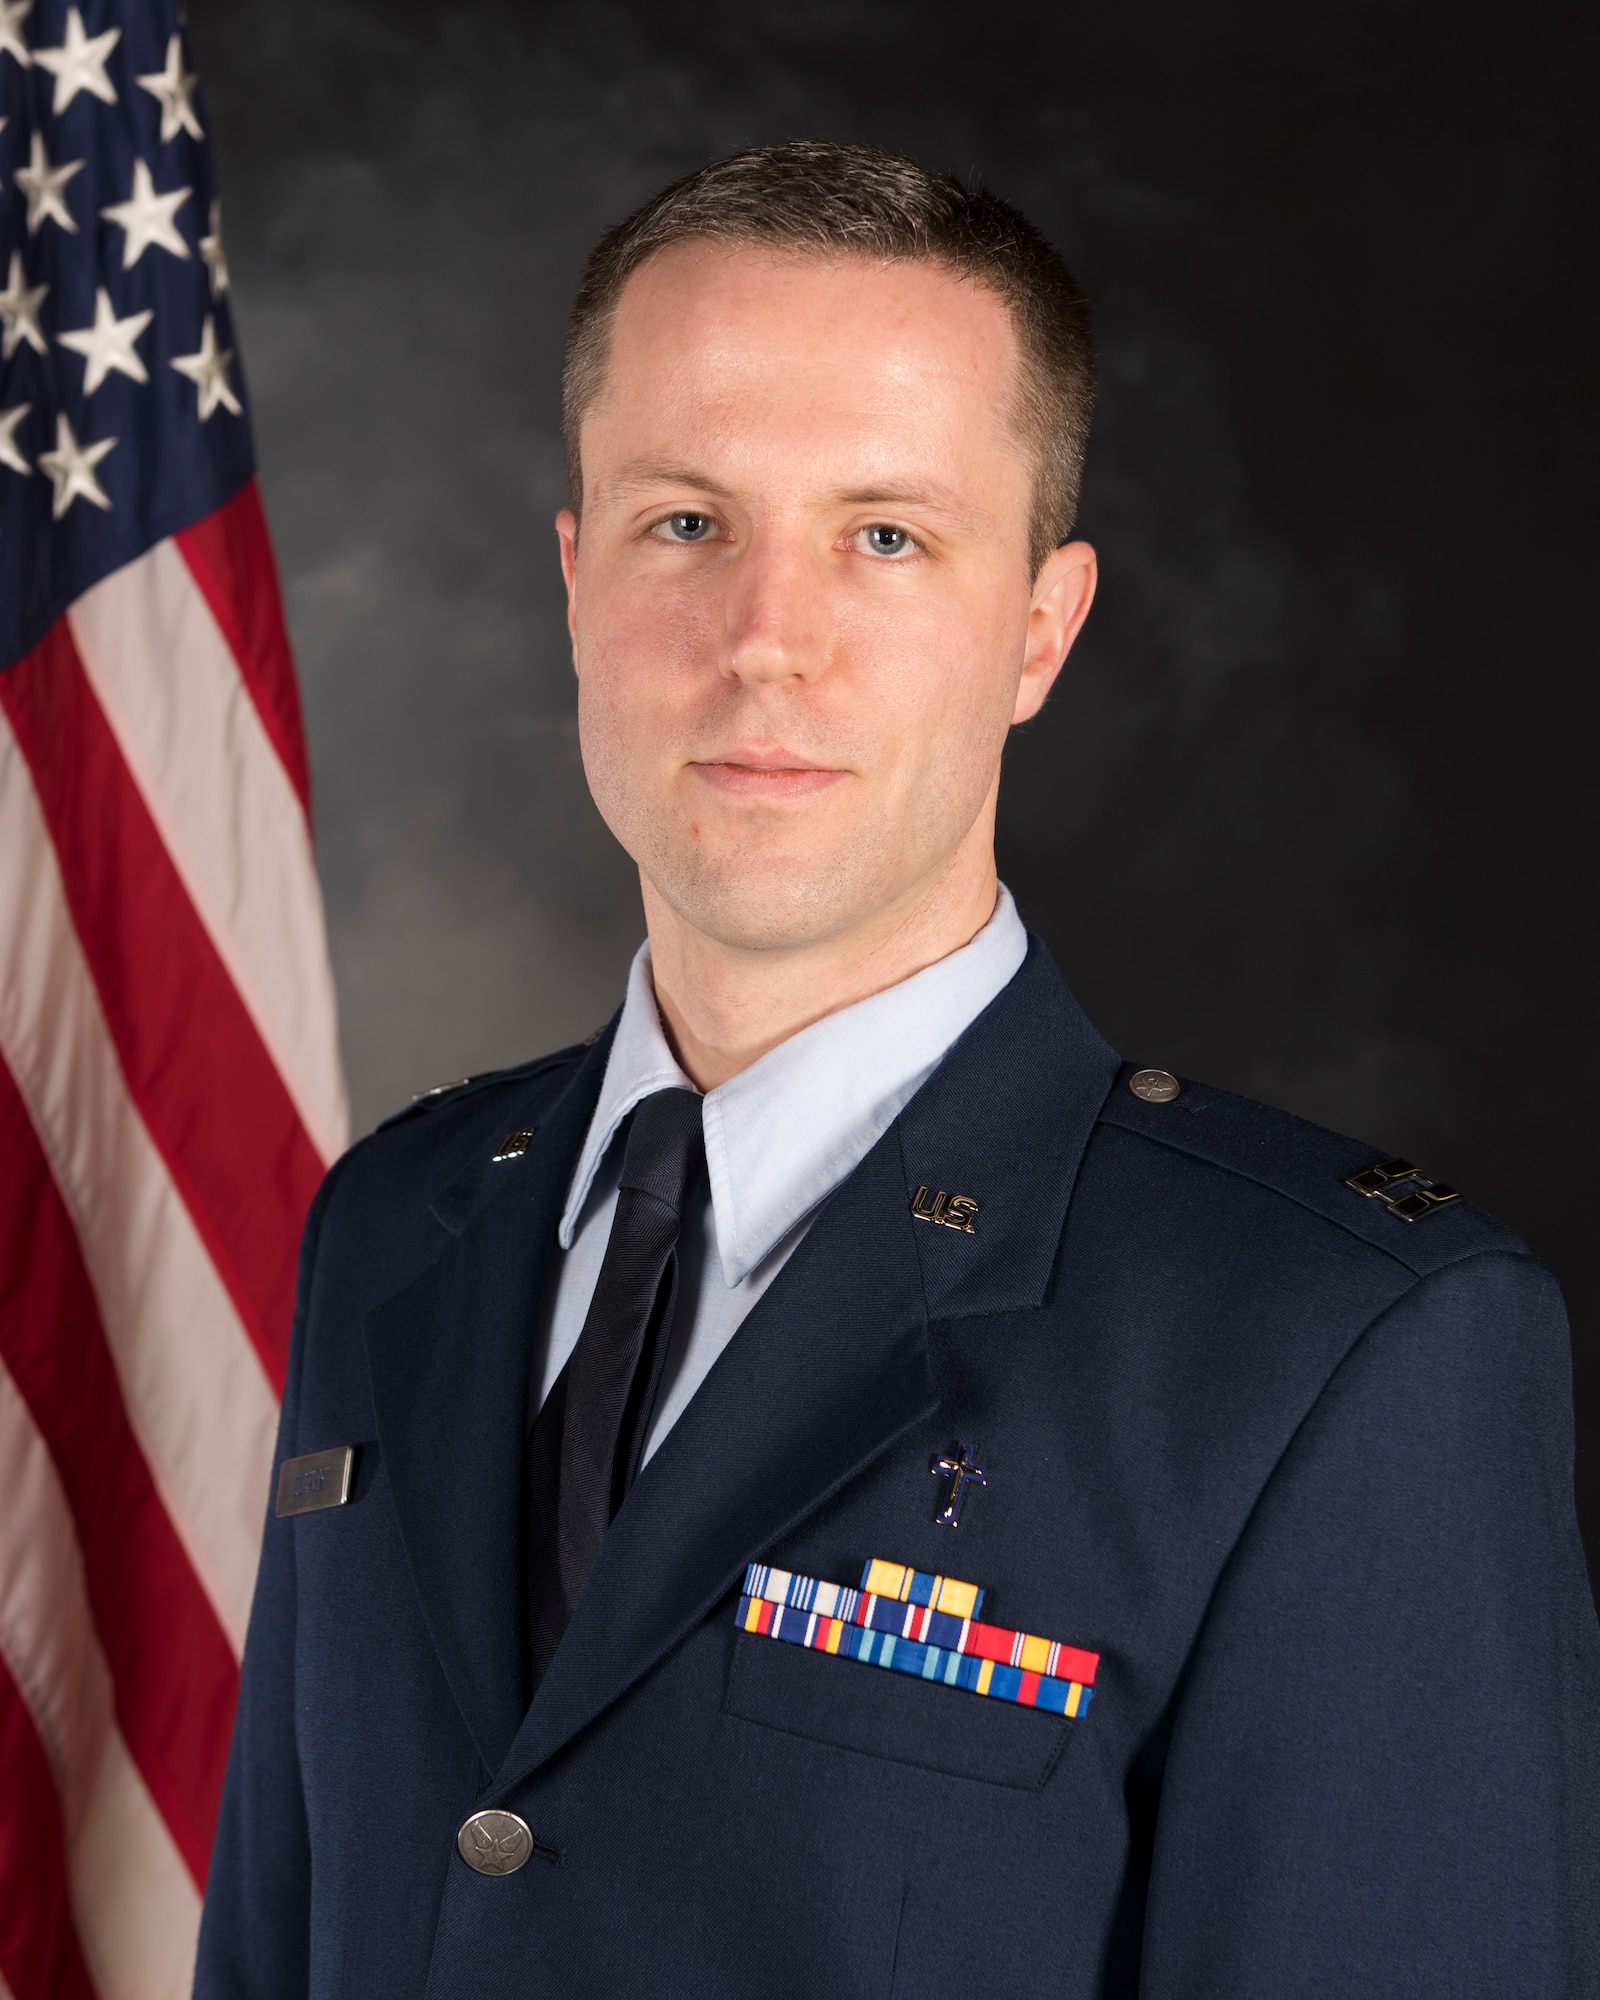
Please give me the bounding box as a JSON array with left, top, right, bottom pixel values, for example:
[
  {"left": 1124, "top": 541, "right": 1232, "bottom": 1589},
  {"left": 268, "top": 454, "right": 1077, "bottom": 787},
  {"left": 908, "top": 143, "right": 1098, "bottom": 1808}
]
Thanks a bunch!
[
  {"left": 0, "top": 1059, "right": 239, "bottom": 1887},
  {"left": 0, "top": 1652, "right": 98, "bottom": 2000},
  {"left": 175, "top": 481, "right": 312, "bottom": 813},
  {"left": 0, "top": 623, "right": 324, "bottom": 1388}
]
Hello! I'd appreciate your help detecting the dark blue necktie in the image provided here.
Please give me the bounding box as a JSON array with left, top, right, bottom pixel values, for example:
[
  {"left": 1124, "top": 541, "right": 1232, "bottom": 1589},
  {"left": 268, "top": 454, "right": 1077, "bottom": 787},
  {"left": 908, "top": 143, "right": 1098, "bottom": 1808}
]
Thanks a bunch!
[{"left": 526, "top": 1087, "right": 705, "bottom": 1690}]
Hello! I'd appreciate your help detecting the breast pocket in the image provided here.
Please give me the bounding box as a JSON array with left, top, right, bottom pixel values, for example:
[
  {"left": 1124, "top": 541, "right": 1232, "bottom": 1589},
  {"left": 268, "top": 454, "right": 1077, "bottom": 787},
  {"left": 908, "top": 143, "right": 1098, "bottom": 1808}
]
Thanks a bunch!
[{"left": 723, "top": 1629, "right": 1078, "bottom": 1791}]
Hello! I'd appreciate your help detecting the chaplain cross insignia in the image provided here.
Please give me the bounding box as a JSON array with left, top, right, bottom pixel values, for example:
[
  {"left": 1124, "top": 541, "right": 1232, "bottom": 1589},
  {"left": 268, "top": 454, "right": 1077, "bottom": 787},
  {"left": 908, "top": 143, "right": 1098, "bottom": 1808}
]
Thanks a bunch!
[{"left": 931, "top": 1443, "right": 987, "bottom": 1527}]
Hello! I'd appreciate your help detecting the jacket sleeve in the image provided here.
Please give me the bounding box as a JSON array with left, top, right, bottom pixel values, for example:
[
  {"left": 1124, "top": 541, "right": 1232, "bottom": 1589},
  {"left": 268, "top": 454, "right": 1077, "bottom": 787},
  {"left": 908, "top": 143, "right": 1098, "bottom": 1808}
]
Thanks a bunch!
[
  {"left": 192, "top": 1156, "right": 349, "bottom": 1999},
  {"left": 1139, "top": 1249, "right": 1600, "bottom": 1998}
]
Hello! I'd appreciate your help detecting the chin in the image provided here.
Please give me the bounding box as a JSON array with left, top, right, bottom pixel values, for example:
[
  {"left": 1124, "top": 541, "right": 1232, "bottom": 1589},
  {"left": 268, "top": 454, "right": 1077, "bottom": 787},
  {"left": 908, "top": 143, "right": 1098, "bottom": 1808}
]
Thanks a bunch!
[{"left": 658, "top": 847, "right": 879, "bottom": 956}]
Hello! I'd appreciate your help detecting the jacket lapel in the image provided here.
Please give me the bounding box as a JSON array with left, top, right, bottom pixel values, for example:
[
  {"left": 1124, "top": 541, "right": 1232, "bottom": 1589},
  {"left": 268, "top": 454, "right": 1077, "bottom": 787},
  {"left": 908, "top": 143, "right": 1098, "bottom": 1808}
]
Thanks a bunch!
[
  {"left": 897, "top": 936, "right": 1121, "bottom": 1321},
  {"left": 488, "top": 939, "right": 1120, "bottom": 1793},
  {"left": 491, "top": 1129, "right": 938, "bottom": 1793},
  {"left": 362, "top": 1039, "right": 610, "bottom": 1776}
]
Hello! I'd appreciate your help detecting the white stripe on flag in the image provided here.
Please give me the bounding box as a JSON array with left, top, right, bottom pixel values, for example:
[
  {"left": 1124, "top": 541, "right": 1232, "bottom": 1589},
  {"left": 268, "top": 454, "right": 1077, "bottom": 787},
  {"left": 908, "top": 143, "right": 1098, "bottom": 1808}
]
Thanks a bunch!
[
  {"left": 0, "top": 1358, "right": 201, "bottom": 2000},
  {"left": 68, "top": 539, "right": 348, "bottom": 1167},
  {"left": 73, "top": 1730, "right": 201, "bottom": 2000},
  {"left": 0, "top": 1359, "right": 107, "bottom": 1840},
  {"left": 0, "top": 712, "right": 278, "bottom": 1653}
]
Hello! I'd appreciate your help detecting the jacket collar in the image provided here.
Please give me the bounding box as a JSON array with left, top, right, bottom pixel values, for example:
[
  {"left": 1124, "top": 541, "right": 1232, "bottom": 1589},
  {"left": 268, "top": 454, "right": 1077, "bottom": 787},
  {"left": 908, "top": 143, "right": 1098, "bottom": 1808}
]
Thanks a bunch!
[{"left": 897, "top": 933, "right": 1120, "bottom": 1320}]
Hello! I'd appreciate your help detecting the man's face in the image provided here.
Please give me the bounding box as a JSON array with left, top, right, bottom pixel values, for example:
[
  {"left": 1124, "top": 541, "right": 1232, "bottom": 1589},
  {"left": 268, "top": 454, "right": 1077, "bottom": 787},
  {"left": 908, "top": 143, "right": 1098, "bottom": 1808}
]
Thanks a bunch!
[{"left": 560, "top": 242, "right": 1091, "bottom": 956}]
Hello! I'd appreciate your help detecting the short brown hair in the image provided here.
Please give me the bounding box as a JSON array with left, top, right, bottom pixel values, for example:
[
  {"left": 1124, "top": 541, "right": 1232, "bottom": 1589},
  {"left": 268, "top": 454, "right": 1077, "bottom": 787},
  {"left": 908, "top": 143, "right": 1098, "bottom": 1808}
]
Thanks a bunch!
[{"left": 563, "top": 140, "right": 1096, "bottom": 574}]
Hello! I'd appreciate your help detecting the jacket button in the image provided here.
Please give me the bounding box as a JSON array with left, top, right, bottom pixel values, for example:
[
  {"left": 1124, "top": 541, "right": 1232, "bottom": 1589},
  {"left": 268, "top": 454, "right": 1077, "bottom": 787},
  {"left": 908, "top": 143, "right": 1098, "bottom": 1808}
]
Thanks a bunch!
[
  {"left": 1128, "top": 1068, "right": 1181, "bottom": 1103},
  {"left": 457, "top": 1809, "right": 534, "bottom": 1875}
]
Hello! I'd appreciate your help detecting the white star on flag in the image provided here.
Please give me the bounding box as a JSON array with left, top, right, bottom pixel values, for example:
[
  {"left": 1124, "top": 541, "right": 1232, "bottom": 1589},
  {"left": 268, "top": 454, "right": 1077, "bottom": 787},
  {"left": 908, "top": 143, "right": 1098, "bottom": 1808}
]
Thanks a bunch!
[
  {"left": 36, "top": 410, "right": 115, "bottom": 517},
  {"left": 0, "top": 0, "right": 33, "bottom": 69},
  {"left": 14, "top": 130, "right": 84, "bottom": 236},
  {"left": 58, "top": 286, "right": 153, "bottom": 394},
  {"left": 0, "top": 401, "right": 30, "bottom": 475},
  {"left": 170, "top": 315, "right": 240, "bottom": 419},
  {"left": 199, "top": 198, "right": 229, "bottom": 297},
  {"left": 100, "top": 157, "right": 191, "bottom": 267},
  {"left": 137, "top": 32, "right": 201, "bottom": 143},
  {"left": 32, "top": 4, "right": 119, "bottom": 113},
  {"left": 0, "top": 251, "right": 48, "bottom": 359}
]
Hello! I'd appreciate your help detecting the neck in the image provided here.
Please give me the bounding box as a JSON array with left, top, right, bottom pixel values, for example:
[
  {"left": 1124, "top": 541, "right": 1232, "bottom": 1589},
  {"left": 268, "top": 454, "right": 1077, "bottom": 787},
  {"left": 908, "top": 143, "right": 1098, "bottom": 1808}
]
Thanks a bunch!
[{"left": 643, "top": 825, "right": 1002, "bottom": 1092}]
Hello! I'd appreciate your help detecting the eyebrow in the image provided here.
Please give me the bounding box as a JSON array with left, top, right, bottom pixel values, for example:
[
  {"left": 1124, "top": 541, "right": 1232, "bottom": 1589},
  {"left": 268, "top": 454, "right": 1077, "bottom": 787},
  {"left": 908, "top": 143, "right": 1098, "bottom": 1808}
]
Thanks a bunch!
[
  {"left": 606, "top": 461, "right": 738, "bottom": 501},
  {"left": 605, "top": 462, "right": 967, "bottom": 517},
  {"left": 830, "top": 482, "right": 962, "bottom": 513}
]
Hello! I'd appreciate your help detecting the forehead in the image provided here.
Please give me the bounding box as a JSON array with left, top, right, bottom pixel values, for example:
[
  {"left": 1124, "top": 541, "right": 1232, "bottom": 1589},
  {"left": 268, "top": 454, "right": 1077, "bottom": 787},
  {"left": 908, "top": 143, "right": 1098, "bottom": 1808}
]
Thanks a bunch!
[{"left": 585, "top": 242, "right": 1025, "bottom": 488}]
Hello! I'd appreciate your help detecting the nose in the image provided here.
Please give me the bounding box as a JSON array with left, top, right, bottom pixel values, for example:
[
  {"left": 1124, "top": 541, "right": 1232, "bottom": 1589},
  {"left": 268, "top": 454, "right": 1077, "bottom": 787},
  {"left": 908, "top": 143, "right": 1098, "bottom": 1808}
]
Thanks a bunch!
[{"left": 721, "top": 534, "right": 824, "bottom": 686}]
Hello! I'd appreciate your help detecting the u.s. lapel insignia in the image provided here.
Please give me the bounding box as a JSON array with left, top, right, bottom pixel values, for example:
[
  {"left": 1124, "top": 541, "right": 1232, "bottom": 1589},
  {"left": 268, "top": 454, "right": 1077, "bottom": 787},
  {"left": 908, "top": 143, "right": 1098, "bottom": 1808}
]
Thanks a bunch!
[
  {"left": 910, "top": 1186, "right": 979, "bottom": 1233},
  {"left": 737, "top": 1557, "right": 1098, "bottom": 1718}
]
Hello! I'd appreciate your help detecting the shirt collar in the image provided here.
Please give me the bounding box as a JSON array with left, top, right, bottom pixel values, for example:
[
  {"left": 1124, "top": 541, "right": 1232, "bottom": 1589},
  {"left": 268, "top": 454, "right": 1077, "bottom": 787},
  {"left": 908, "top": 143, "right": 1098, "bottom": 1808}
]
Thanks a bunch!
[
  {"left": 558, "top": 886, "right": 1029, "bottom": 1287},
  {"left": 557, "top": 946, "right": 695, "bottom": 1251}
]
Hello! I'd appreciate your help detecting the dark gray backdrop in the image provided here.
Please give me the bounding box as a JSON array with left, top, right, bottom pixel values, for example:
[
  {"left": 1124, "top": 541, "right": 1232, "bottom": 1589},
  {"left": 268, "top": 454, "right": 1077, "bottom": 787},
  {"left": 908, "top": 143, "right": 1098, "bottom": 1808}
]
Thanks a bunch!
[{"left": 188, "top": 0, "right": 1597, "bottom": 1574}]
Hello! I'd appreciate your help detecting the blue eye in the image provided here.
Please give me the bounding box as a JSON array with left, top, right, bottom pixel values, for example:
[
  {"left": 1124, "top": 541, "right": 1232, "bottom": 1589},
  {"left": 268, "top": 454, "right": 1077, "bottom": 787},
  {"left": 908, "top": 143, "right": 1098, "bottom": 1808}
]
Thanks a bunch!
[
  {"left": 664, "top": 512, "right": 714, "bottom": 541},
  {"left": 864, "top": 525, "right": 910, "bottom": 556}
]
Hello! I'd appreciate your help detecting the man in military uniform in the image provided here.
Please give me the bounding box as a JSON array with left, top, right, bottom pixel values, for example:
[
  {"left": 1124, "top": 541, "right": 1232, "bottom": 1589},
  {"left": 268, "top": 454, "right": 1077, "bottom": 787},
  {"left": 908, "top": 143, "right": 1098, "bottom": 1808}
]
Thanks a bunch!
[{"left": 195, "top": 143, "right": 1599, "bottom": 1997}]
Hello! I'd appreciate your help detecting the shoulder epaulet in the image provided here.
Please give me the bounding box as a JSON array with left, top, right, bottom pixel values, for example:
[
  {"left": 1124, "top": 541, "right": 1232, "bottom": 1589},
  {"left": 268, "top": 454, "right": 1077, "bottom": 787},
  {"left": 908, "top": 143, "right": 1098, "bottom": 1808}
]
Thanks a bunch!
[
  {"left": 1097, "top": 1063, "right": 1529, "bottom": 1278},
  {"left": 373, "top": 1036, "right": 601, "bottom": 1135}
]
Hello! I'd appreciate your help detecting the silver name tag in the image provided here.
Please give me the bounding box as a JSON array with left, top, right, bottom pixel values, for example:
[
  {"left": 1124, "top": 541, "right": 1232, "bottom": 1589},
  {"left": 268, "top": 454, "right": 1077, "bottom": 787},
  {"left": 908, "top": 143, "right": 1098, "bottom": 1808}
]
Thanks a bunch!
[{"left": 275, "top": 1445, "right": 355, "bottom": 1518}]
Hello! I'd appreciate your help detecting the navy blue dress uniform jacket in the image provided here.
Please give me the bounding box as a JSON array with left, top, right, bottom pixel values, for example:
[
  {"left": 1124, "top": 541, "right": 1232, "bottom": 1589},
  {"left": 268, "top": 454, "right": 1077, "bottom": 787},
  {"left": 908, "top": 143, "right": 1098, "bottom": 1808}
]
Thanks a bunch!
[{"left": 194, "top": 940, "right": 1600, "bottom": 1997}]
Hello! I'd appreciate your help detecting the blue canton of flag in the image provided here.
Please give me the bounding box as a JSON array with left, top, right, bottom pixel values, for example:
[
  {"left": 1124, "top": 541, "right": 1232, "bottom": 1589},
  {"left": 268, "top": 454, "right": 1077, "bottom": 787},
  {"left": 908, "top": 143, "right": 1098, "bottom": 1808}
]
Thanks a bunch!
[{"left": 0, "top": 0, "right": 255, "bottom": 670}]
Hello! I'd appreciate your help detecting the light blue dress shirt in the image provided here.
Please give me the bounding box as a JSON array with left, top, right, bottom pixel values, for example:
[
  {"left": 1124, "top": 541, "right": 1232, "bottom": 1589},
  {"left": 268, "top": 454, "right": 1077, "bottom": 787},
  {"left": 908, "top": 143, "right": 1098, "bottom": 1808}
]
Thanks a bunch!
[{"left": 533, "top": 885, "right": 1029, "bottom": 1464}]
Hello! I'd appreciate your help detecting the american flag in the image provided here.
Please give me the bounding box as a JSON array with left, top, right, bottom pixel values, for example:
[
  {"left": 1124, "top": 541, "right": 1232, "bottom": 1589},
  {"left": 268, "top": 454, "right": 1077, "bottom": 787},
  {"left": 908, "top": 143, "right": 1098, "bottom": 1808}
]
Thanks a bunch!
[{"left": 0, "top": 3, "right": 346, "bottom": 1993}]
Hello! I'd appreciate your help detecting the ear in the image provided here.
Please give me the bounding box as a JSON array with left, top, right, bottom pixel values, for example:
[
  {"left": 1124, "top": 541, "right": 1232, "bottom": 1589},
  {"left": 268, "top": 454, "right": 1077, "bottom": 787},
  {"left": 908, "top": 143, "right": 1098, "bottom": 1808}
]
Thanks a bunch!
[
  {"left": 1013, "top": 540, "right": 1096, "bottom": 725},
  {"left": 556, "top": 509, "right": 580, "bottom": 647}
]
